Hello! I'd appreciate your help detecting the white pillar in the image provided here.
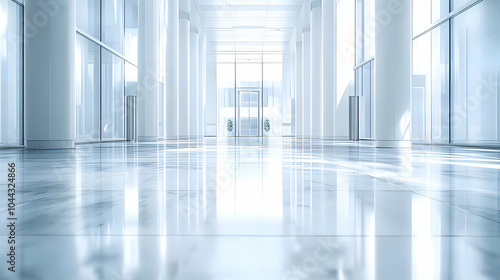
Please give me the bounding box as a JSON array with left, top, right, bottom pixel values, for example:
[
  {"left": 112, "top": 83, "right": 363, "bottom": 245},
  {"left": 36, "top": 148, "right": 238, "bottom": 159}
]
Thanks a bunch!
[
  {"left": 190, "top": 29, "right": 199, "bottom": 139},
  {"left": 295, "top": 42, "right": 303, "bottom": 138},
  {"left": 310, "top": 0, "right": 322, "bottom": 139},
  {"left": 198, "top": 37, "right": 206, "bottom": 138},
  {"left": 302, "top": 28, "right": 311, "bottom": 138},
  {"left": 179, "top": 2, "right": 190, "bottom": 139},
  {"left": 137, "top": 0, "right": 158, "bottom": 142},
  {"left": 322, "top": 0, "right": 336, "bottom": 140},
  {"left": 205, "top": 53, "right": 217, "bottom": 137},
  {"left": 25, "top": 0, "right": 76, "bottom": 149},
  {"left": 374, "top": 0, "right": 411, "bottom": 147},
  {"left": 166, "top": 0, "right": 179, "bottom": 140}
]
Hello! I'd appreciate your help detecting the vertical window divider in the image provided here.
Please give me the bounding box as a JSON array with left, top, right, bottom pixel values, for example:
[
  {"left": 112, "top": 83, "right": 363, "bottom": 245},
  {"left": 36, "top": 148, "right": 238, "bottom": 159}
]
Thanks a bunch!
[
  {"left": 123, "top": 0, "right": 126, "bottom": 139},
  {"left": 448, "top": 16, "right": 452, "bottom": 144},
  {"left": 99, "top": 0, "right": 103, "bottom": 141},
  {"left": 21, "top": 3, "right": 25, "bottom": 146}
]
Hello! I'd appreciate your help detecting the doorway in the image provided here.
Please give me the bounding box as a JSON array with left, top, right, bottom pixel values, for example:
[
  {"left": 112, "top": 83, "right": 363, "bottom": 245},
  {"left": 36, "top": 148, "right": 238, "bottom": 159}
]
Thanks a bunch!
[{"left": 237, "top": 89, "right": 261, "bottom": 137}]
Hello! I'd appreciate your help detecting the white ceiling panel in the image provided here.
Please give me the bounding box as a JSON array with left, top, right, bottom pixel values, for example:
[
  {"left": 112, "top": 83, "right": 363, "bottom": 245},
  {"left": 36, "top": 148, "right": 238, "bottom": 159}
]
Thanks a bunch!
[{"left": 195, "top": 0, "right": 304, "bottom": 53}]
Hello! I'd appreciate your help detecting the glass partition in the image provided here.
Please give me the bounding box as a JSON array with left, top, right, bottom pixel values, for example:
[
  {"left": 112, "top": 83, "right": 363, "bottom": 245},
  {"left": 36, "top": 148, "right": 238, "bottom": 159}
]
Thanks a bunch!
[
  {"left": 76, "top": 34, "right": 101, "bottom": 142},
  {"left": 102, "top": 0, "right": 124, "bottom": 53},
  {"left": 101, "top": 49, "right": 125, "bottom": 140},
  {"left": 236, "top": 54, "right": 262, "bottom": 137},
  {"left": 217, "top": 55, "right": 236, "bottom": 137},
  {"left": 125, "top": 0, "right": 138, "bottom": 64},
  {"left": 0, "top": 0, "right": 23, "bottom": 146},
  {"left": 263, "top": 54, "right": 283, "bottom": 137},
  {"left": 216, "top": 53, "right": 288, "bottom": 137},
  {"left": 76, "top": 0, "right": 100, "bottom": 39},
  {"left": 451, "top": 0, "right": 500, "bottom": 143}
]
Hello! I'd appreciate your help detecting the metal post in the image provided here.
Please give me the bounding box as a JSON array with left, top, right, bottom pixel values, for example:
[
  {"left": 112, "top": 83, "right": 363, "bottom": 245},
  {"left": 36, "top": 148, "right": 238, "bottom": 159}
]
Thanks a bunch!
[
  {"left": 349, "top": 96, "right": 359, "bottom": 141},
  {"left": 127, "top": 96, "right": 137, "bottom": 141}
]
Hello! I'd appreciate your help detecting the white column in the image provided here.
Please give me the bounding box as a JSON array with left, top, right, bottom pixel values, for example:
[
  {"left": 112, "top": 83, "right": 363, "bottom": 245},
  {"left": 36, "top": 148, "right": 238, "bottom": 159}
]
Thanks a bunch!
[
  {"left": 198, "top": 36, "right": 206, "bottom": 138},
  {"left": 25, "top": 0, "right": 76, "bottom": 149},
  {"left": 179, "top": 1, "right": 190, "bottom": 139},
  {"left": 190, "top": 29, "right": 199, "bottom": 139},
  {"left": 166, "top": 0, "right": 179, "bottom": 140},
  {"left": 205, "top": 53, "right": 217, "bottom": 137},
  {"left": 310, "top": 0, "right": 322, "bottom": 139},
  {"left": 322, "top": 0, "right": 336, "bottom": 140},
  {"left": 137, "top": 0, "right": 158, "bottom": 142},
  {"left": 302, "top": 28, "right": 311, "bottom": 138},
  {"left": 374, "top": 0, "right": 411, "bottom": 147},
  {"left": 295, "top": 42, "right": 303, "bottom": 138}
]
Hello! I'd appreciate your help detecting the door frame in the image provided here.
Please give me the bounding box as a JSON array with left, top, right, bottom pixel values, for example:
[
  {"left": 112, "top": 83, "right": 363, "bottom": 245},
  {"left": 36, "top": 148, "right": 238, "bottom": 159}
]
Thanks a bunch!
[{"left": 236, "top": 87, "right": 262, "bottom": 137}]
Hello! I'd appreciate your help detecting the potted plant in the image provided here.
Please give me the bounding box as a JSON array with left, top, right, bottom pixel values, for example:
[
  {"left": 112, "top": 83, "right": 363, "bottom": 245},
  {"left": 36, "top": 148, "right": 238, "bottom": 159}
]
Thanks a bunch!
[
  {"left": 264, "top": 118, "right": 271, "bottom": 134},
  {"left": 227, "top": 118, "right": 233, "bottom": 133}
]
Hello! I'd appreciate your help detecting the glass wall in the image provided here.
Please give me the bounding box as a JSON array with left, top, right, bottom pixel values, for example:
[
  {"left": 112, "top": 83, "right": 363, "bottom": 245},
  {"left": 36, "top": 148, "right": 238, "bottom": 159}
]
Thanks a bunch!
[
  {"left": 357, "top": 61, "right": 374, "bottom": 140},
  {"left": 413, "top": 0, "right": 499, "bottom": 145},
  {"left": 216, "top": 53, "right": 289, "bottom": 137},
  {"left": 76, "top": 0, "right": 100, "bottom": 39},
  {"left": 337, "top": 0, "right": 355, "bottom": 139},
  {"left": 412, "top": 23, "right": 449, "bottom": 144},
  {"left": 451, "top": 0, "right": 500, "bottom": 143},
  {"left": 263, "top": 54, "right": 283, "bottom": 137},
  {"left": 0, "top": 0, "right": 23, "bottom": 146},
  {"left": 102, "top": 0, "right": 124, "bottom": 53},
  {"left": 354, "top": 0, "right": 374, "bottom": 140},
  {"left": 413, "top": 0, "right": 449, "bottom": 35},
  {"left": 76, "top": 0, "right": 139, "bottom": 142},
  {"left": 356, "top": 0, "right": 374, "bottom": 64},
  {"left": 158, "top": 0, "right": 167, "bottom": 139},
  {"left": 124, "top": 0, "right": 138, "bottom": 65},
  {"left": 236, "top": 54, "right": 261, "bottom": 137},
  {"left": 101, "top": 50, "right": 125, "bottom": 140},
  {"left": 216, "top": 54, "right": 236, "bottom": 137},
  {"left": 76, "top": 34, "right": 101, "bottom": 142}
]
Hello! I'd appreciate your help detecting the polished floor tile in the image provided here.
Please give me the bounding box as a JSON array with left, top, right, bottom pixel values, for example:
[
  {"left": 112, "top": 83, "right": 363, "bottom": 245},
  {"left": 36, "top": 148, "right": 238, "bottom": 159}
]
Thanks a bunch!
[{"left": 0, "top": 138, "right": 499, "bottom": 279}]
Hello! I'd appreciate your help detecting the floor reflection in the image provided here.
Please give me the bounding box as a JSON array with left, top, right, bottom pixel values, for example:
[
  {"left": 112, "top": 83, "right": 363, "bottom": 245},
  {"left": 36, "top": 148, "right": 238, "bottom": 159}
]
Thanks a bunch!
[{"left": 0, "top": 138, "right": 499, "bottom": 279}]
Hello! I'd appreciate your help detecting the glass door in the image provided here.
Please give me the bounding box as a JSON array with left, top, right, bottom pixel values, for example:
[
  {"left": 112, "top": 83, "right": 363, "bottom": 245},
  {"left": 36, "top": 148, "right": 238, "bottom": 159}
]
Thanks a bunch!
[{"left": 237, "top": 89, "right": 261, "bottom": 137}]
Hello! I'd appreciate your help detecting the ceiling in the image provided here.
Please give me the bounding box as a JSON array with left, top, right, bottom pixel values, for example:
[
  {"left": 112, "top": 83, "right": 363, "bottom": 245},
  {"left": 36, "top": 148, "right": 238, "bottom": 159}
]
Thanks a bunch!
[{"left": 194, "top": 0, "right": 305, "bottom": 53}]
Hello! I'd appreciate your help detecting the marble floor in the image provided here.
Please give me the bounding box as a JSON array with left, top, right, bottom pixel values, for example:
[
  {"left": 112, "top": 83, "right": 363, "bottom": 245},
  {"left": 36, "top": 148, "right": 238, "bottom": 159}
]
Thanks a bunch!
[{"left": 1, "top": 138, "right": 500, "bottom": 280}]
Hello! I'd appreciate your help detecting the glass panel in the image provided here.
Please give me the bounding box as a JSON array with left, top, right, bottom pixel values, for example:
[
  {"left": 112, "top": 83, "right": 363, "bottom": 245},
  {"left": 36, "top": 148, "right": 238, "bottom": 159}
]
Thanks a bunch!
[
  {"left": 158, "top": 82, "right": 164, "bottom": 138},
  {"left": 431, "top": 23, "right": 449, "bottom": 143},
  {"left": 101, "top": 49, "right": 125, "bottom": 140},
  {"left": 360, "top": 63, "right": 372, "bottom": 139},
  {"left": 414, "top": 0, "right": 449, "bottom": 36},
  {"left": 363, "top": 0, "right": 374, "bottom": 59},
  {"left": 0, "top": 0, "right": 23, "bottom": 146},
  {"left": 412, "top": 32, "right": 431, "bottom": 143},
  {"left": 125, "top": 62, "right": 137, "bottom": 97},
  {"left": 337, "top": 0, "right": 356, "bottom": 138},
  {"left": 158, "top": 0, "right": 167, "bottom": 83},
  {"left": 413, "top": 0, "right": 431, "bottom": 35},
  {"left": 370, "top": 61, "right": 375, "bottom": 139},
  {"left": 452, "top": 0, "right": 470, "bottom": 11},
  {"left": 236, "top": 54, "right": 262, "bottom": 89},
  {"left": 282, "top": 53, "right": 293, "bottom": 136},
  {"left": 263, "top": 55, "right": 283, "bottom": 137},
  {"left": 236, "top": 54, "right": 262, "bottom": 136},
  {"left": 124, "top": 0, "right": 138, "bottom": 64},
  {"left": 217, "top": 54, "right": 235, "bottom": 137},
  {"left": 102, "top": 0, "right": 124, "bottom": 53},
  {"left": 432, "top": 0, "right": 449, "bottom": 23},
  {"left": 76, "top": 0, "right": 100, "bottom": 39},
  {"left": 451, "top": 0, "right": 500, "bottom": 143},
  {"left": 238, "top": 90, "right": 260, "bottom": 137},
  {"left": 355, "top": 68, "right": 362, "bottom": 97},
  {"left": 76, "top": 35, "right": 101, "bottom": 142},
  {"left": 355, "top": 0, "right": 364, "bottom": 64}
]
